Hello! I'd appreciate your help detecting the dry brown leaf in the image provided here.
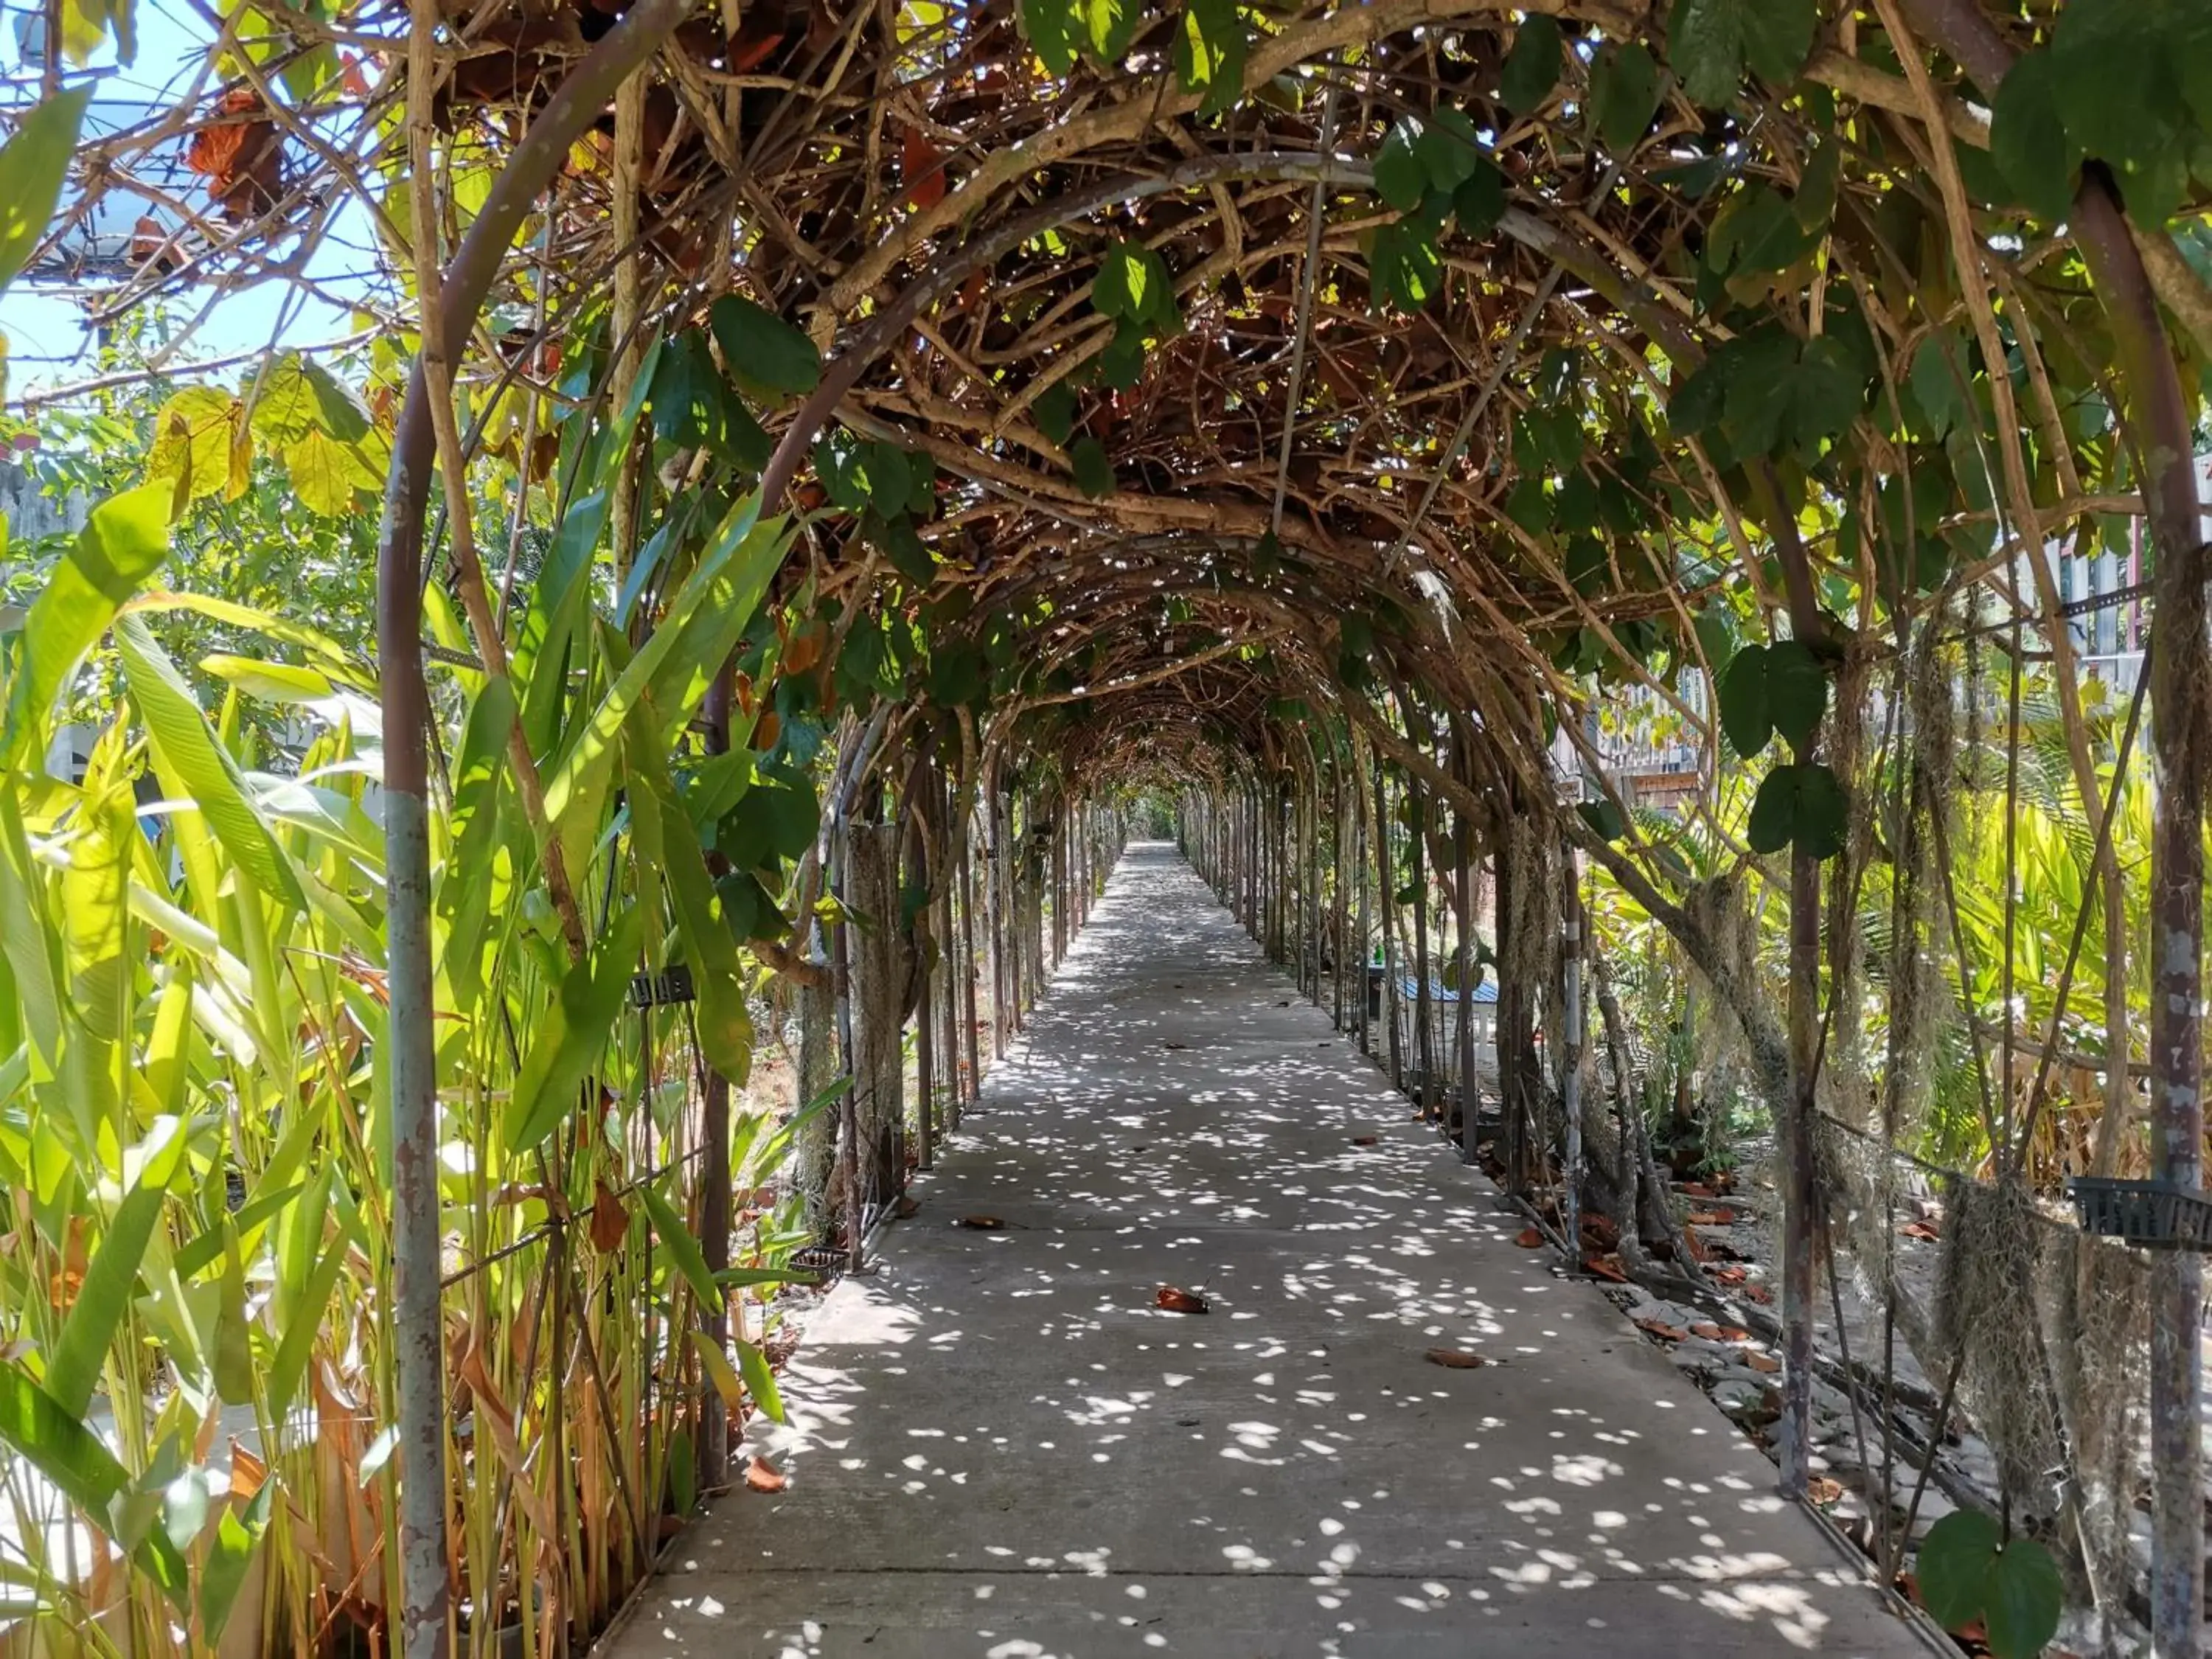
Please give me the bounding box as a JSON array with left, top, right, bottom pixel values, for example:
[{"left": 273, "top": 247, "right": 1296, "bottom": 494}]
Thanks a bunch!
[
  {"left": 1807, "top": 1475, "right": 1845, "bottom": 1505},
  {"left": 1425, "top": 1348, "right": 1495, "bottom": 1369},
  {"left": 1635, "top": 1318, "right": 1687, "bottom": 1342},
  {"left": 588, "top": 1179, "right": 630, "bottom": 1253},
  {"left": 956, "top": 1215, "right": 1004, "bottom": 1231},
  {"left": 900, "top": 123, "right": 949, "bottom": 209},
  {"left": 744, "top": 1455, "right": 787, "bottom": 1493},
  {"left": 1691, "top": 1322, "right": 1724, "bottom": 1340},
  {"left": 894, "top": 1194, "right": 922, "bottom": 1219},
  {"left": 1582, "top": 1253, "right": 1628, "bottom": 1283},
  {"left": 1155, "top": 1286, "right": 1210, "bottom": 1314},
  {"left": 1686, "top": 1208, "right": 1736, "bottom": 1226},
  {"left": 1512, "top": 1227, "right": 1545, "bottom": 1248},
  {"left": 1349, "top": 1134, "right": 1378, "bottom": 1147},
  {"left": 1745, "top": 1352, "right": 1781, "bottom": 1374},
  {"left": 1900, "top": 1220, "right": 1941, "bottom": 1242}
]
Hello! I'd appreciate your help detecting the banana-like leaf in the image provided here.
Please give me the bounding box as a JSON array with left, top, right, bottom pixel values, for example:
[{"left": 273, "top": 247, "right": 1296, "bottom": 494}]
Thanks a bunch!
[
  {"left": 44, "top": 1116, "right": 188, "bottom": 1415},
  {"left": 639, "top": 1178, "right": 723, "bottom": 1316},
  {"left": 622, "top": 702, "right": 751, "bottom": 1084},
  {"left": 4, "top": 483, "right": 171, "bottom": 764},
  {"left": 542, "top": 499, "right": 790, "bottom": 882},
  {"left": 503, "top": 901, "right": 646, "bottom": 1154},
  {"left": 0, "top": 782, "right": 65, "bottom": 1068},
  {"left": 737, "top": 1336, "right": 785, "bottom": 1425},
  {"left": 115, "top": 616, "right": 305, "bottom": 914}
]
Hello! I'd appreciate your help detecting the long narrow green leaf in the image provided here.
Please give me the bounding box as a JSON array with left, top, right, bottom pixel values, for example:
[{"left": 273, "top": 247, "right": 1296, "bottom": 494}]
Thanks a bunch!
[
  {"left": 0, "top": 1362, "right": 128, "bottom": 1514},
  {"left": 542, "top": 500, "right": 790, "bottom": 880},
  {"left": 0, "top": 783, "right": 64, "bottom": 1067},
  {"left": 4, "top": 482, "right": 171, "bottom": 762},
  {"left": 623, "top": 702, "right": 751, "bottom": 1083},
  {"left": 114, "top": 616, "right": 306, "bottom": 912},
  {"left": 0, "top": 87, "right": 93, "bottom": 293},
  {"left": 45, "top": 1117, "right": 188, "bottom": 1414},
  {"left": 263, "top": 1210, "right": 359, "bottom": 1423},
  {"left": 175, "top": 1182, "right": 302, "bottom": 1280},
  {"left": 639, "top": 1179, "right": 723, "bottom": 1316},
  {"left": 195, "top": 1484, "right": 272, "bottom": 1643},
  {"left": 736, "top": 1336, "right": 786, "bottom": 1425},
  {"left": 502, "top": 901, "right": 646, "bottom": 1154}
]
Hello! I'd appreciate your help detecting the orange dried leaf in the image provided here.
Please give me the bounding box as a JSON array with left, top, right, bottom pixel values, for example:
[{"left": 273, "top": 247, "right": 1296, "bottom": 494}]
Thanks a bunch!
[
  {"left": 1349, "top": 1134, "right": 1378, "bottom": 1147},
  {"left": 900, "top": 123, "right": 948, "bottom": 209},
  {"left": 589, "top": 1180, "right": 630, "bottom": 1253},
  {"left": 1635, "top": 1318, "right": 1688, "bottom": 1342},
  {"left": 1745, "top": 1352, "right": 1781, "bottom": 1374},
  {"left": 744, "top": 1455, "right": 787, "bottom": 1493},
  {"left": 956, "top": 1215, "right": 1004, "bottom": 1230},
  {"left": 1582, "top": 1253, "right": 1628, "bottom": 1283},
  {"left": 1424, "top": 1348, "right": 1494, "bottom": 1369},
  {"left": 1155, "top": 1286, "right": 1210, "bottom": 1314},
  {"left": 1512, "top": 1227, "right": 1545, "bottom": 1248}
]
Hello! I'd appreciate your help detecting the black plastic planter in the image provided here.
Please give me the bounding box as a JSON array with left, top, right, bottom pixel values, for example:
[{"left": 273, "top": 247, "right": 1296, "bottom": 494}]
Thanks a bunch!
[{"left": 2067, "top": 1176, "right": 2212, "bottom": 1251}]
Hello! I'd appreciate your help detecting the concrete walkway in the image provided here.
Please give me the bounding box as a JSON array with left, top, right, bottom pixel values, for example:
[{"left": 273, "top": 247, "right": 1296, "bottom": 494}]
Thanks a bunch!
[{"left": 606, "top": 844, "right": 1933, "bottom": 1658}]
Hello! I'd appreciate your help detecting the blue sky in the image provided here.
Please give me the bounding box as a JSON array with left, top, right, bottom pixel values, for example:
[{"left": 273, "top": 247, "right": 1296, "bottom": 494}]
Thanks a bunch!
[{"left": 2, "top": 0, "right": 377, "bottom": 396}]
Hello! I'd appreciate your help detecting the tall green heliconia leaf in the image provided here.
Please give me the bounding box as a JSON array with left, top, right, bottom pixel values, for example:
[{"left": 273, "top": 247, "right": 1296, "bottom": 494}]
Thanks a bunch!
[
  {"left": 623, "top": 704, "right": 752, "bottom": 1085},
  {"left": 639, "top": 1178, "right": 723, "bottom": 1315},
  {"left": 0, "top": 1361, "right": 128, "bottom": 1514},
  {"left": 542, "top": 499, "right": 790, "bottom": 882},
  {"left": 0, "top": 86, "right": 93, "bottom": 295},
  {"left": 0, "top": 782, "right": 64, "bottom": 1068},
  {"left": 437, "top": 677, "right": 515, "bottom": 1015},
  {"left": 44, "top": 1116, "right": 188, "bottom": 1416},
  {"left": 736, "top": 1335, "right": 786, "bottom": 1425},
  {"left": 5, "top": 482, "right": 172, "bottom": 764},
  {"left": 196, "top": 1485, "right": 274, "bottom": 1644},
  {"left": 114, "top": 616, "right": 306, "bottom": 914},
  {"left": 503, "top": 900, "right": 647, "bottom": 1154}
]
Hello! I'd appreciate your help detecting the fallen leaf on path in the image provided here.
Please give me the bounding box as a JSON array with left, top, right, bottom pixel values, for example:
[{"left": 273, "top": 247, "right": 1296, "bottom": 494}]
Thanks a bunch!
[
  {"left": 1512, "top": 1228, "right": 1545, "bottom": 1248},
  {"left": 1687, "top": 1208, "right": 1736, "bottom": 1226},
  {"left": 1635, "top": 1318, "right": 1688, "bottom": 1341},
  {"left": 1900, "top": 1220, "right": 1941, "bottom": 1242},
  {"left": 1712, "top": 1265, "right": 1747, "bottom": 1286},
  {"left": 894, "top": 1195, "right": 922, "bottom": 1220},
  {"left": 1582, "top": 1253, "right": 1628, "bottom": 1283},
  {"left": 1745, "top": 1352, "right": 1781, "bottom": 1374},
  {"left": 1155, "top": 1286, "right": 1211, "bottom": 1314},
  {"left": 1350, "top": 1135, "right": 1379, "bottom": 1147},
  {"left": 1745, "top": 1284, "right": 1773, "bottom": 1304},
  {"left": 1162, "top": 1040, "right": 1190, "bottom": 1050},
  {"left": 956, "top": 1215, "right": 1005, "bottom": 1231},
  {"left": 1691, "top": 1323, "right": 1724, "bottom": 1340},
  {"left": 744, "top": 1456, "right": 787, "bottom": 1493},
  {"left": 1425, "top": 1348, "right": 1495, "bottom": 1369},
  {"left": 1806, "top": 1475, "right": 1845, "bottom": 1504}
]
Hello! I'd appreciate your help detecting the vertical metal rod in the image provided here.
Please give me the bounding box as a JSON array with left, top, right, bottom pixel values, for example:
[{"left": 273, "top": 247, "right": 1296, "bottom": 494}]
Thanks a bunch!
[{"left": 1560, "top": 851, "right": 1583, "bottom": 1255}]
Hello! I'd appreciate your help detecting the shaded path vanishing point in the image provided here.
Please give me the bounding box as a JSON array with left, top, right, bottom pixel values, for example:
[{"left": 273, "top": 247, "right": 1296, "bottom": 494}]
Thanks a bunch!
[{"left": 603, "top": 843, "right": 1939, "bottom": 1658}]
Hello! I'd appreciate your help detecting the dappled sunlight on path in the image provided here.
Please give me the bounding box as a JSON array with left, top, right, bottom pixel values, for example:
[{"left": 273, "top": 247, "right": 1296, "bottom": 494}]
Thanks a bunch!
[{"left": 603, "top": 844, "right": 1935, "bottom": 1658}]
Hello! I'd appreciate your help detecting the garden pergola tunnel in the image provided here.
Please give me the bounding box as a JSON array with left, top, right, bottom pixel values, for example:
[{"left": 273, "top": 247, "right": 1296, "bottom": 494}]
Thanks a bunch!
[
  {"left": 358, "top": 0, "right": 2210, "bottom": 1649},
  {"left": 6, "top": 0, "right": 2208, "bottom": 1653}
]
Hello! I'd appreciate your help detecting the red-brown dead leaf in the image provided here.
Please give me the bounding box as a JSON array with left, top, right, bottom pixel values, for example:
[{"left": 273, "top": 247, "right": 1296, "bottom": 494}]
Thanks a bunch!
[
  {"left": 588, "top": 1180, "right": 630, "bottom": 1253},
  {"left": 1582, "top": 1253, "right": 1628, "bottom": 1284},
  {"left": 1691, "top": 1323, "right": 1725, "bottom": 1340},
  {"left": 1745, "top": 1284, "right": 1773, "bottom": 1304},
  {"left": 1900, "top": 1220, "right": 1941, "bottom": 1242},
  {"left": 1512, "top": 1227, "right": 1545, "bottom": 1248},
  {"left": 1683, "top": 1226, "right": 1714, "bottom": 1262},
  {"left": 1807, "top": 1475, "right": 1845, "bottom": 1505},
  {"left": 900, "top": 123, "right": 949, "bottom": 209},
  {"left": 1155, "top": 1286, "right": 1210, "bottom": 1314},
  {"left": 1686, "top": 1208, "right": 1736, "bottom": 1226},
  {"left": 1745, "top": 1352, "right": 1781, "bottom": 1374},
  {"left": 1677, "top": 1180, "right": 1717, "bottom": 1199},
  {"left": 956, "top": 1215, "right": 1004, "bottom": 1231},
  {"left": 1712, "top": 1265, "right": 1747, "bottom": 1286},
  {"left": 743, "top": 1455, "right": 787, "bottom": 1493},
  {"left": 1715, "top": 1325, "right": 1751, "bottom": 1341},
  {"left": 1635, "top": 1318, "right": 1688, "bottom": 1341},
  {"left": 1425, "top": 1348, "right": 1495, "bottom": 1369},
  {"left": 1349, "top": 1135, "right": 1379, "bottom": 1147}
]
